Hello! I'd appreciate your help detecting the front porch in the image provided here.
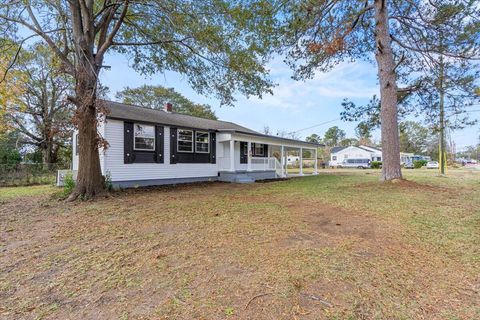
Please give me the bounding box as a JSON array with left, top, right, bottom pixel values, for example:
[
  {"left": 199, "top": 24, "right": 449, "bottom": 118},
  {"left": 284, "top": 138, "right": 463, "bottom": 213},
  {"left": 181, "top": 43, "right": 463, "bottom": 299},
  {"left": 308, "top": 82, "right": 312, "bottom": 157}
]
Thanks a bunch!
[{"left": 216, "top": 132, "right": 319, "bottom": 182}]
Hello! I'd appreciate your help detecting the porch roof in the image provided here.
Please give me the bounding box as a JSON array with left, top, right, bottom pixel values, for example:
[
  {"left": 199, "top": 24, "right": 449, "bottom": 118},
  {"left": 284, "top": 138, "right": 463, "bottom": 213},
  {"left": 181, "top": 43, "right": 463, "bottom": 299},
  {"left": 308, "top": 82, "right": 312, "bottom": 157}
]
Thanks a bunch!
[{"left": 218, "top": 130, "right": 323, "bottom": 148}]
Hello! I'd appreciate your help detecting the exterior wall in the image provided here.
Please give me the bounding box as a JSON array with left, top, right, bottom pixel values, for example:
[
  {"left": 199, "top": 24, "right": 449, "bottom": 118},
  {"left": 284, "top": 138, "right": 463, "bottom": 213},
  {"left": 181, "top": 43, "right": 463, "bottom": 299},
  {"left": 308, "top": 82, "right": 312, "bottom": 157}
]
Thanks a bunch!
[
  {"left": 72, "top": 120, "right": 106, "bottom": 173},
  {"left": 103, "top": 119, "right": 218, "bottom": 182},
  {"left": 330, "top": 146, "right": 373, "bottom": 166}
]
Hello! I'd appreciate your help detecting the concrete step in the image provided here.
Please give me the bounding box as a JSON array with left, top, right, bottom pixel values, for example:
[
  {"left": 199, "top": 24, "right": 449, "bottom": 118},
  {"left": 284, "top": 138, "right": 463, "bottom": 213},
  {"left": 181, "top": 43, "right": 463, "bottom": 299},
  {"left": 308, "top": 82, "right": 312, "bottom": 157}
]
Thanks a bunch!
[{"left": 234, "top": 176, "right": 255, "bottom": 183}]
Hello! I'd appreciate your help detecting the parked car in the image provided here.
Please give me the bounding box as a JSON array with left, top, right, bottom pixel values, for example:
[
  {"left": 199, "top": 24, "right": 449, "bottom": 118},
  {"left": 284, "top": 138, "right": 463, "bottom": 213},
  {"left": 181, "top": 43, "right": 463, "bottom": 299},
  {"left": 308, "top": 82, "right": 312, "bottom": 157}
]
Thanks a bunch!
[
  {"left": 404, "top": 162, "right": 415, "bottom": 169},
  {"left": 338, "top": 158, "right": 371, "bottom": 169},
  {"left": 426, "top": 161, "right": 439, "bottom": 169}
]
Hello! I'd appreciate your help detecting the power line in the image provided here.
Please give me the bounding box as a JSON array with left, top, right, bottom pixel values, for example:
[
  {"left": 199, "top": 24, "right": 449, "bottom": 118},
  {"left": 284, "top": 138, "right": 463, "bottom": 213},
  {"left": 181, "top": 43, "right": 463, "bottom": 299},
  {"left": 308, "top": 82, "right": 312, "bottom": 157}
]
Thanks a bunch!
[{"left": 289, "top": 118, "right": 342, "bottom": 134}]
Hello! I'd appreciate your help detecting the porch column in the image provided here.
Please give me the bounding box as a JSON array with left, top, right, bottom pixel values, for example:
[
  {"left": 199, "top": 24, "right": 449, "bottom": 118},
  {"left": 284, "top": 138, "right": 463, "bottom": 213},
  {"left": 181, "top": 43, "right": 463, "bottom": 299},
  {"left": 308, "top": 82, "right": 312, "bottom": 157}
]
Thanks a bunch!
[
  {"left": 247, "top": 141, "right": 252, "bottom": 171},
  {"left": 281, "top": 145, "right": 285, "bottom": 177},
  {"left": 230, "top": 140, "right": 235, "bottom": 172},
  {"left": 314, "top": 148, "right": 318, "bottom": 174},
  {"left": 299, "top": 147, "right": 303, "bottom": 176}
]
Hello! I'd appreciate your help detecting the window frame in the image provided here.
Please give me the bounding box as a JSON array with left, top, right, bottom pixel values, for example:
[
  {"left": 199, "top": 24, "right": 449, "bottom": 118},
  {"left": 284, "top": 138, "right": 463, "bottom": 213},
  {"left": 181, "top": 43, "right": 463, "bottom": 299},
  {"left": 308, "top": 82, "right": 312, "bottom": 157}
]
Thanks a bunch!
[
  {"left": 133, "top": 123, "right": 156, "bottom": 151},
  {"left": 195, "top": 131, "right": 210, "bottom": 153},
  {"left": 177, "top": 129, "right": 194, "bottom": 153},
  {"left": 332, "top": 155, "right": 337, "bottom": 161},
  {"left": 253, "top": 143, "right": 264, "bottom": 156}
]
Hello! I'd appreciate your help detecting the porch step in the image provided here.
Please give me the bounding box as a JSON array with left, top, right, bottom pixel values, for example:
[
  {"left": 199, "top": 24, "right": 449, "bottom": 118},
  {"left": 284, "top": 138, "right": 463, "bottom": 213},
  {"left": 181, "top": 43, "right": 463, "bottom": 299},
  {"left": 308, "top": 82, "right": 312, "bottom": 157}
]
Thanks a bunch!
[{"left": 234, "top": 176, "right": 255, "bottom": 183}]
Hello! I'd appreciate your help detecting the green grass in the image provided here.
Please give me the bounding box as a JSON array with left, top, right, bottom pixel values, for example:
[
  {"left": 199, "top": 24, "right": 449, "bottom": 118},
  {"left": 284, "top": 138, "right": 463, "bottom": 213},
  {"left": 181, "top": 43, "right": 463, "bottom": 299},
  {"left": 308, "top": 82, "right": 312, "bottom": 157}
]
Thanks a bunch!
[{"left": 0, "top": 184, "right": 57, "bottom": 200}]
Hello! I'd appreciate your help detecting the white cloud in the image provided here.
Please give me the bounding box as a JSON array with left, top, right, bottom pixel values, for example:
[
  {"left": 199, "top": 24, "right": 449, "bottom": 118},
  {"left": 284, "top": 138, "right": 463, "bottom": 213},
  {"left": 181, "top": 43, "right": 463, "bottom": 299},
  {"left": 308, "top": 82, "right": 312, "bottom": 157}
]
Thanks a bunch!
[{"left": 240, "top": 60, "right": 379, "bottom": 111}]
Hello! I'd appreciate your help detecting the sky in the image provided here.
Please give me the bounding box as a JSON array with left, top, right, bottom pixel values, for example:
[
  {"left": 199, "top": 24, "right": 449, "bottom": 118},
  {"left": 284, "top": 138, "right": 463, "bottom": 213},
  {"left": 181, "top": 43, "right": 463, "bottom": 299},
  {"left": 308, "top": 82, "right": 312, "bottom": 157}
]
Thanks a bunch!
[{"left": 100, "top": 52, "right": 480, "bottom": 151}]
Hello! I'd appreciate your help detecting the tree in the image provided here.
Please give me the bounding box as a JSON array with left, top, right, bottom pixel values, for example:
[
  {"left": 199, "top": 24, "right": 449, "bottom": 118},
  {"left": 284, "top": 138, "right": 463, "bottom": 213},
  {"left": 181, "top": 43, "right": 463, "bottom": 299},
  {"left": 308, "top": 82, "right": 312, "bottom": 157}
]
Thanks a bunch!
[
  {"left": 355, "top": 122, "right": 372, "bottom": 145},
  {"left": 1, "top": 1, "right": 276, "bottom": 199},
  {"left": 0, "top": 130, "right": 22, "bottom": 165},
  {"left": 279, "top": 0, "right": 480, "bottom": 181},
  {"left": 116, "top": 85, "right": 217, "bottom": 120},
  {"left": 399, "top": 121, "right": 429, "bottom": 154},
  {"left": 339, "top": 138, "right": 358, "bottom": 147},
  {"left": 6, "top": 44, "right": 73, "bottom": 165},
  {"left": 323, "top": 126, "right": 346, "bottom": 147},
  {"left": 305, "top": 133, "right": 322, "bottom": 144}
]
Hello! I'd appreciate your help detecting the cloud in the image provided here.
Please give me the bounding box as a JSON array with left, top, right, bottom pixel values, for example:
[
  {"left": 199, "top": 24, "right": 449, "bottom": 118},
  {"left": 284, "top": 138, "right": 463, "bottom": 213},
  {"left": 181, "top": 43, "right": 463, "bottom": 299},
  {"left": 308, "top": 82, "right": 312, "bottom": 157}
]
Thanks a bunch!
[{"left": 240, "top": 60, "right": 379, "bottom": 111}]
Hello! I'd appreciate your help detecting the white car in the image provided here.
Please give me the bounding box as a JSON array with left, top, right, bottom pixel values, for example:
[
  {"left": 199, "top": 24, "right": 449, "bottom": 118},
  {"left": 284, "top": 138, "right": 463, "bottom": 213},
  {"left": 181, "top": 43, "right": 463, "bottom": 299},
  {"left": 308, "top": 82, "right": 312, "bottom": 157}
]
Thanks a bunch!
[{"left": 426, "top": 161, "right": 439, "bottom": 169}]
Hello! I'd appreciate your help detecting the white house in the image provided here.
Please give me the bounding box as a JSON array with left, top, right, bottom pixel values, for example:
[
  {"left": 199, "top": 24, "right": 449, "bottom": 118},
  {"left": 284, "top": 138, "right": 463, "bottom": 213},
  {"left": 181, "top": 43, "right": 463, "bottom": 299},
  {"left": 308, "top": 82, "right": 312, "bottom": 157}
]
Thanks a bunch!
[
  {"left": 329, "top": 145, "right": 423, "bottom": 167},
  {"left": 67, "top": 101, "right": 321, "bottom": 187},
  {"left": 329, "top": 145, "right": 382, "bottom": 167}
]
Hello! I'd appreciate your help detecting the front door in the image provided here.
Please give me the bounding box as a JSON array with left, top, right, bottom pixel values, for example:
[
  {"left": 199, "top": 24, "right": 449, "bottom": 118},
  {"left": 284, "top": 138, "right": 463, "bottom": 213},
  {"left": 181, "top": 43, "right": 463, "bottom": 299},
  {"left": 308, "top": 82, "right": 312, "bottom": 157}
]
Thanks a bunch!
[{"left": 240, "top": 142, "right": 248, "bottom": 164}]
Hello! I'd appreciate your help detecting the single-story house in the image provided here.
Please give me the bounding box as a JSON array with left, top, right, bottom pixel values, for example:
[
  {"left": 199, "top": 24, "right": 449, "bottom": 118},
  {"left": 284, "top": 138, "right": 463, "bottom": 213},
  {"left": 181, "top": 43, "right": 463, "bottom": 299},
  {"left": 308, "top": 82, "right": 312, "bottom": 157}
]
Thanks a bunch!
[
  {"left": 65, "top": 101, "right": 321, "bottom": 187},
  {"left": 329, "top": 145, "right": 382, "bottom": 167},
  {"left": 329, "top": 145, "right": 428, "bottom": 167}
]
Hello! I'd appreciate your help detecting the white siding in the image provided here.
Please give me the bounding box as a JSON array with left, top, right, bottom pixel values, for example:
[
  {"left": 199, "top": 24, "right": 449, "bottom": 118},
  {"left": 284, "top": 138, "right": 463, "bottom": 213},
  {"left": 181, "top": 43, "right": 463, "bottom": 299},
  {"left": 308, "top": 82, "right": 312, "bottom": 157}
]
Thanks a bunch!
[
  {"left": 103, "top": 119, "right": 218, "bottom": 182},
  {"left": 72, "top": 120, "right": 105, "bottom": 173}
]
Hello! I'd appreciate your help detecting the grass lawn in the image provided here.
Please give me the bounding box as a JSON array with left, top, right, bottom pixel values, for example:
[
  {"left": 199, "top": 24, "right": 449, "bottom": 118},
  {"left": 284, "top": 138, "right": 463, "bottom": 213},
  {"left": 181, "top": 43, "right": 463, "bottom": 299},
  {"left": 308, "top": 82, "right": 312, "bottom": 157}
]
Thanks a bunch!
[{"left": 0, "top": 169, "right": 479, "bottom": 319}]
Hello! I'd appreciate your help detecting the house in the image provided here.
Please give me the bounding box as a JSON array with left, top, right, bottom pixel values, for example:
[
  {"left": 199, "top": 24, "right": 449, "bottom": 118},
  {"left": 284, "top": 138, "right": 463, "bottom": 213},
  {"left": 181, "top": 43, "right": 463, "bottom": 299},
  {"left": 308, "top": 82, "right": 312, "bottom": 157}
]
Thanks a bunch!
[
  {"left": 329, "top": 145, "right": 382, "bottom": 167},
  {"left": 66, "top": 101, "right": 321, "bottom": 187},
  {"left": 329, "top": 145, "right": 427, "bottom": 167}
]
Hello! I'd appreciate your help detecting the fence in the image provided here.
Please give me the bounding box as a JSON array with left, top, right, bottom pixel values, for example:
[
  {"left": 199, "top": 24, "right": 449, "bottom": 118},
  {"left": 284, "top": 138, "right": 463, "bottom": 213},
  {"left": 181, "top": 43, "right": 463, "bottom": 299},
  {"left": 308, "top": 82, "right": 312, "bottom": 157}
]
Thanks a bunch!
[{"left": 0, "top": 163, "right": 68, "bottom": 187}]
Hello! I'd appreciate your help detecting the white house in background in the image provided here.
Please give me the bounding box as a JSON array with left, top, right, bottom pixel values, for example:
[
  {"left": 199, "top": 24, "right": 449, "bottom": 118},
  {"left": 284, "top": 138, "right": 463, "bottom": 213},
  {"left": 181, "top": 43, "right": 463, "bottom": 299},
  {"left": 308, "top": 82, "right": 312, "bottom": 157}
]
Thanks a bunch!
[
  {"left": 287, "top": 156, "right": 300, "bottom": 165},
  {"left": 65, "top": 101, "right": 321, "bottom": 187},
  {"left": 329, "top": 145, "right": 382, "bottom": 167},
  {"left": 329, "top": 145, "right": 421, "bottom": 167}
]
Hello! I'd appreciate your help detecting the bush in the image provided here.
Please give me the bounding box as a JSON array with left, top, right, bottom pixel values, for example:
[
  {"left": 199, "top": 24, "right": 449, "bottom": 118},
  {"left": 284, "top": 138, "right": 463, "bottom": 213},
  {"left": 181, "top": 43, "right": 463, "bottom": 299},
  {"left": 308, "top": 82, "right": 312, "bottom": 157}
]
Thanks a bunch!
[
  {"left": 104, "top": 171, "right": 113, "bottom": 191},
  {"left": 413, "top": 160, "right": 428, "bottom": 169},
  {"left": 370, "top": 161, "right": 382, "bottom": 169},
  {"left": 63, "top": 173, "right": 75, "bottom": 197}
]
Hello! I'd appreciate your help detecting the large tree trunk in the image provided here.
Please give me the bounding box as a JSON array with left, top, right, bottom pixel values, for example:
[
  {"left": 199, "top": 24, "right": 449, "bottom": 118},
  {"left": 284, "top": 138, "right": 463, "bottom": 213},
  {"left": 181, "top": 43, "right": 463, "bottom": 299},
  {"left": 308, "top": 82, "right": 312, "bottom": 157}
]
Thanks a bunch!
[
  {"left": 374, "top": 0, "right": 402, "bottom": 181},
  {"left": 67, "top": 70, "right": 105, "bottom": 200}
]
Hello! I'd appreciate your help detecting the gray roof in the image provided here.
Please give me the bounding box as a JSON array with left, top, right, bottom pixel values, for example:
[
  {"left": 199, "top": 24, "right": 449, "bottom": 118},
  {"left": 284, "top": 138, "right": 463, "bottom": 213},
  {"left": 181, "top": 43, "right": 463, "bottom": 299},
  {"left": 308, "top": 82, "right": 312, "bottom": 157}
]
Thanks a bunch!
[
  {"left": 330, "top": 146, "right": 347, "bottom": 153},
  {"left": 358, "top": 145, "right": 382, "bottom": 152},
  {"left": 103, "top": 100, "right": 260, "bottom": 134},
  {"left": 103, "top": 100, "right": 322, "bottom": 147}
]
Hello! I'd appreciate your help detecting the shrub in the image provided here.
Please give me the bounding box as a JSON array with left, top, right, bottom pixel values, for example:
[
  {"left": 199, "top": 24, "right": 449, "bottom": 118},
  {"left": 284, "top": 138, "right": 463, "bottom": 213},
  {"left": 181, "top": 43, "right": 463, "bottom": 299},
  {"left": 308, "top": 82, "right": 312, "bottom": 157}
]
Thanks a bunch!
[
  {"left": 413, "top": 160, "right": 428, "bottom": 169},
  {"left": 371, "top": 161, "right": 382, "bottom": 169},
  {"left": 63, "top": 173, "right": 75, "bottom": 197},
  {"left": 104, "top": 171, "right": 113, "bottom": 191}
]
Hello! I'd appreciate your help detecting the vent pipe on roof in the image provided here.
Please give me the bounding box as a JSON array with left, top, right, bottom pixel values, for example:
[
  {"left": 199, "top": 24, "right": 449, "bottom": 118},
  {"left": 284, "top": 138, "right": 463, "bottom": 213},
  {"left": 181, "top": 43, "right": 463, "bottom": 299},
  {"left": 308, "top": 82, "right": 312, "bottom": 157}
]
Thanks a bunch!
[{"left": 164, "top": 103, "right": 173, "bottom": 112}]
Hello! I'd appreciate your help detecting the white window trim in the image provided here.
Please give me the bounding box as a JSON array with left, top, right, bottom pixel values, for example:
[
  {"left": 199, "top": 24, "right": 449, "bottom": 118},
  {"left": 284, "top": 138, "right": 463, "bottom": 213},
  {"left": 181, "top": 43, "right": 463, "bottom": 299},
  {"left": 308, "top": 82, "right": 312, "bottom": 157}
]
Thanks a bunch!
[
  {"left": 133, "top": 123, "right": 156, "bottom": 151},
  {"left": 254, "top": 143, "right": 264, "bottom": 156},
  {"left": 177, "top": 129, "right": 194, "bottom": 153},
  {"left": 195, "top": 131, "right": 210, "bottom": 153}
]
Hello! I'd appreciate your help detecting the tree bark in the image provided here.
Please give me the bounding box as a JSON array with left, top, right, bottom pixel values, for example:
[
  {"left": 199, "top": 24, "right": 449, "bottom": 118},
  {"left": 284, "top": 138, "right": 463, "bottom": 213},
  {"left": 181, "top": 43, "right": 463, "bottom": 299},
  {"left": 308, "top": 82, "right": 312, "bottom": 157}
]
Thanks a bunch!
[
  {"left": 67, "top": 70, "right": 105, "bottom": 201},
  {"left": 438, "top": 53, "right": 446, "bottom": 175},
  {"left": 374, "top": 0, "right": 402, "bottom": 181}
]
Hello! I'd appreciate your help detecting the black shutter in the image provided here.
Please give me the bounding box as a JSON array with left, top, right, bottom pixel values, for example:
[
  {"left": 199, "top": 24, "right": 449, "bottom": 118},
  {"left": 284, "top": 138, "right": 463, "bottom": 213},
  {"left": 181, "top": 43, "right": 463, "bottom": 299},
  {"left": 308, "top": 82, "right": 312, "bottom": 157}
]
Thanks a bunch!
[
  {"left": 155, "top": 125, "right": 164, "bottom": 163},
  {"left": 124, "top": 122, "right": 134, "bottom": 164},
  {"left": 263, "top": 144, "right": 268, "bottom": 157},
  {"left": 210, "top": 132, "right": 216, "bottom": 164},
  {"left": 170, "top": 127, "right": 177, "bottom": 164}
]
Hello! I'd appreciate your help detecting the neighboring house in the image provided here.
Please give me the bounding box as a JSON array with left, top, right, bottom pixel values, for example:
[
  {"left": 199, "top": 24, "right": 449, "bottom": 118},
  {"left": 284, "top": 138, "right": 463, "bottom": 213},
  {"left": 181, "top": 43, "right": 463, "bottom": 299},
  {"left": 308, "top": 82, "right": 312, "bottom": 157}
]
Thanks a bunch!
[
  {"left": 329, "top": 145, "right": 427, "bottom": 167},
  {"left": 329, "top": 145, "right": 382, "bottom": 167},
  {"left": 287, "top": 156, "right": 300, "bottom": 165},
  {"left": 67, "top": 101, "right": 321, "bottom": 187}
]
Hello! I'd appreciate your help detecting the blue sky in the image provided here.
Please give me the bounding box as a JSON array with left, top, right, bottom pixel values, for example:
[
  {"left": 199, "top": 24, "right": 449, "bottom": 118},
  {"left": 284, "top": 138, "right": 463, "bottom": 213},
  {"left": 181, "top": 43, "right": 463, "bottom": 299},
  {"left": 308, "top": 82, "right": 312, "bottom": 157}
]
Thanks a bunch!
[{"left": 101, "top": 52, "right": 480, "bottom": 151}]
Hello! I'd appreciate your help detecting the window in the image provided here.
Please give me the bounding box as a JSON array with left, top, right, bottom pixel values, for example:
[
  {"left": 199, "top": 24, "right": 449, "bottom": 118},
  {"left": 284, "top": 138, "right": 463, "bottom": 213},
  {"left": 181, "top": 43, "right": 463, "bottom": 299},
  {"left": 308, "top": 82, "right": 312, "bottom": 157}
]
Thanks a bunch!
[
  {"left": 344, "top": 154, "right": 348, "bottom": 159},
  {"left": 134, "top": 124, "right": 155, "bottom": 151},
  {"left": 195, "top": 131, "right": 210, "bottom": 153},
  {"left": 254, "top": 143, "right": 264, "bottom": 156},
  {"left": 177, "top": 129, "right": 193, "bottom": 152},
  {"left": 332, "top": 155, "right": 337, "bottom": 160}
]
